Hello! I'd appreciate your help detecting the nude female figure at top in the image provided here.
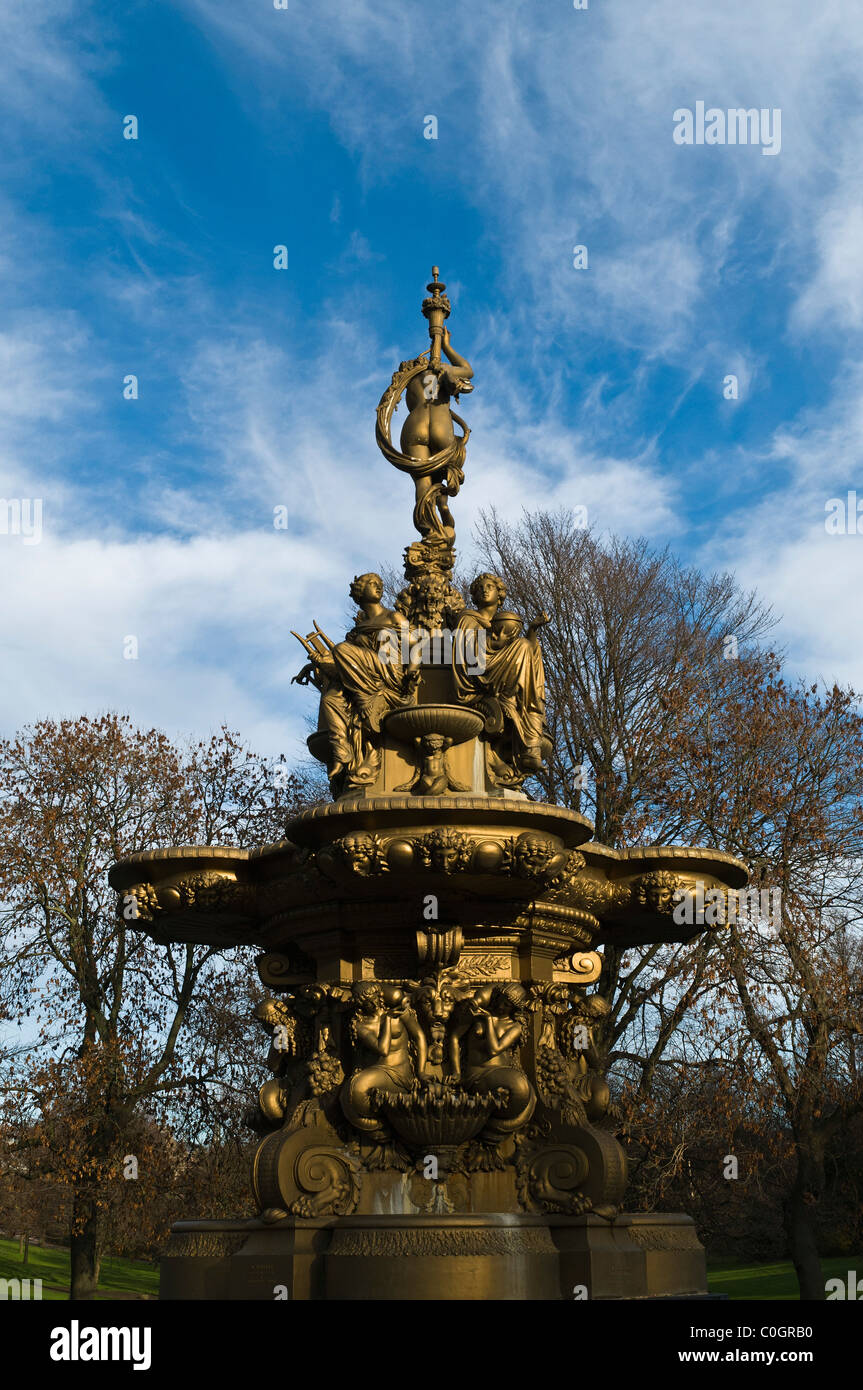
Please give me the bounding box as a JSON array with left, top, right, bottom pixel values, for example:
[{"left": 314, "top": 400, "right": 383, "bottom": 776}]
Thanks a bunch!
[
  {"left": 400, "top": 326, "right": 473, "bottom": 460},
  {"left": 399, "top": 327, "right": 473, "bottom": 541}
]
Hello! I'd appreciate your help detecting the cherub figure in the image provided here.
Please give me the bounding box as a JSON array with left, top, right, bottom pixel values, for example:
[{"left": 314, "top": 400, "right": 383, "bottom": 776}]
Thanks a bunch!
[{"left": 395, "top": 733, "right": 470, "bottom": 796}]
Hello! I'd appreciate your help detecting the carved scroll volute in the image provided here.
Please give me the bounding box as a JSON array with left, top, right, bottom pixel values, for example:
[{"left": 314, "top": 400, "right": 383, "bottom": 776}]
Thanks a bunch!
[
  {"left": 256, "top": 950, "right": 315, "bottom": 991},
  {"left": 252, "top": 1125, "right": 360, "bottom": 1218},
  {"left": 567, "top": 950, "right": 601, "bottom": 985},
  {"left": 557, "top": 1126, "right": 627, "bottom": 1215},
  {"left": 522, "top": 1145, "right": 591, "bottom": 1215},
  {"left": 516, "top": 1127, "right": 627, "bottom": 1218}
]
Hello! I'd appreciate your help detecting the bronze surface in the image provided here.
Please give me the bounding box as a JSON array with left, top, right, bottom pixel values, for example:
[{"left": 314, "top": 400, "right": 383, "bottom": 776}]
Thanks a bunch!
[{"left": 110, "top": 269, "right": 746, "bottom": 1298}]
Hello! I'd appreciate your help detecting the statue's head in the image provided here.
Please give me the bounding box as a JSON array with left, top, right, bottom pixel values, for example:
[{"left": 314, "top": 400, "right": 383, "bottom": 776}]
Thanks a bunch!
[
  {"left": 584, "top": 994, "right": 610, "bottom": 1020},
  {"left": 350, "top": 572, "right": 384, "bottom": 604},
  {"left": 417, "top": 978, "right": 457, "bottom": 1023},
  {"left": 513, "top": 830, "right": 556, "bottom": 879},
  {"left": 431, "top": 841, "right": 457, "bottom": 873},
  {"left": 339, "top": 832, "right": 377, "bottom": 874},
  {"left": 470, "top": 572, "right": 507, "bottom": 608},
  {"left": 634, "top": 870, "right": 682, "bottom": 915},
  {"left": 423, "top": 828, "right": 471, "bottom": 875},
  {"left": 254, "top": 999, "right": 287, "bottom": 1033},
  {"left": 353, "top": 981, "right": 384, "bottom": 1015},
  {"left": 381, "top": 983, "right": 406, "bottom": 1010},
  {"left": 491, "top": 981, "right": 528, "bottom": 1020}
]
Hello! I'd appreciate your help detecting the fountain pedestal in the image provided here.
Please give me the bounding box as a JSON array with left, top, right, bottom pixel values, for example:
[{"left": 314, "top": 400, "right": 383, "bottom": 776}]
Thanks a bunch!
[
  {"left": 158, "top": 1212, "right": 707, "bottom": 1302},
  {"left": 110, "top": 777, "right": 744, "bottom": 1301}
]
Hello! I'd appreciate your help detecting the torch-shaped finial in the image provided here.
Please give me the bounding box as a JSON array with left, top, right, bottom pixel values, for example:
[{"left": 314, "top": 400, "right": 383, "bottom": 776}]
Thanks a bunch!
[{"left": 422, "top": 265, "right": 451, "bottom": 366}]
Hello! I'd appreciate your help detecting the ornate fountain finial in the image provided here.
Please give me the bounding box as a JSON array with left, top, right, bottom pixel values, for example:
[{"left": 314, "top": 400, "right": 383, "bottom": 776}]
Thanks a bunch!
[
  {"left": 375, "top": 267, "right": 474, "bottom": 574},
  {"left": 421, "top": 264, "right": 450, "bottom": 365}
]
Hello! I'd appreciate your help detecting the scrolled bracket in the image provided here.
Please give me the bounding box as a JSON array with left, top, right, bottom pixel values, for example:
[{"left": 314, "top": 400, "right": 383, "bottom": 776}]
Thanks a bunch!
[{"left": 252, "top": 1126, "right": 361, "bottom": 1218}]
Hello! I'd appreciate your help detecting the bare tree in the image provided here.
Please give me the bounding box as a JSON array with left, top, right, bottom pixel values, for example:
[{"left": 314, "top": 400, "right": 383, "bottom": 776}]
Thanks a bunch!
[{"left": 477, "top": 507, "right": 863, "bottom": 1298}]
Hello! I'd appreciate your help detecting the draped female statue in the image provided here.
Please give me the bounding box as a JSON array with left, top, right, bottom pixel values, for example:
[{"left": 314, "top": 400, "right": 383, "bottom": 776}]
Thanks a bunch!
[
  {"left": 453, "top": 572, "right": 550, "bottom": 776},
  {"left": 292, "top": 573, "right": 415, "bottom": 792}
]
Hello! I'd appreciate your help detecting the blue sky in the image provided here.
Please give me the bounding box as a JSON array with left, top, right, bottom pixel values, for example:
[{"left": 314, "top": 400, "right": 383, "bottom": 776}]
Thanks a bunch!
[{"left": 2, "top": 0, "right": 863, "bottom": 762}]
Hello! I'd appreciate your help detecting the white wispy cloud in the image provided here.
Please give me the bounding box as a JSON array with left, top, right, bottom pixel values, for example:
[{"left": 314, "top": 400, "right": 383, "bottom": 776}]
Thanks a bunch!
[{"left": 4, "top": 0, "right": 863, "bottom": 754}]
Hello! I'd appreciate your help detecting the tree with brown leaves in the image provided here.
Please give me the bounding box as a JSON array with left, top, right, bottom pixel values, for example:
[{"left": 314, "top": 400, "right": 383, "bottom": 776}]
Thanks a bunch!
[{"left": 0, "top": 714, "right": 319, "bottom": 1298}]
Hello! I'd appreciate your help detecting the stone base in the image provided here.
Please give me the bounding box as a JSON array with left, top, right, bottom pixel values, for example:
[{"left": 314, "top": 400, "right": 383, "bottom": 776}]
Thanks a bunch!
[
  {"left": 551, "top": 1211, "right": 708, "bottom": 1300},
  {"left": 160, "top": 1211, "right": 706, "bottom": 1301}
]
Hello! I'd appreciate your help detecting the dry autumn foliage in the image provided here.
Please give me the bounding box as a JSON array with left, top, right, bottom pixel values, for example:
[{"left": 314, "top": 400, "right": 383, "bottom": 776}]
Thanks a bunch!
[
  {"left": 0, "top": 714, "right": 322, "bottom": 1298},
  {"left": 479, "top": 508, "right": 863, "bottom": 1299}
]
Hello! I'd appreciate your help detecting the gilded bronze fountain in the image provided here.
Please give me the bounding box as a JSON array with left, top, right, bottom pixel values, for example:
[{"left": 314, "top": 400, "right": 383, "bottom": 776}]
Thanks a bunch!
[{"left": 110, "top": 268, "right": 746, "bottom": 1300}]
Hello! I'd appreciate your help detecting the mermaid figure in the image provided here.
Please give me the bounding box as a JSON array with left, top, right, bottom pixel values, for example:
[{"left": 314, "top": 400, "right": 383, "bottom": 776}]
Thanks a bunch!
[
  {"left": 452, "top": 983, "right": 536, "bottom": 1138},
  {"left": 340, "top": 983, "right": 426, "bottom": 1136}
]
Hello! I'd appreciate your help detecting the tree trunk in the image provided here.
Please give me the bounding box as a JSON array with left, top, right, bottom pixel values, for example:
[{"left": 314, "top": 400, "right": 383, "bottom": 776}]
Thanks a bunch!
[
  {"left": 19, "top": 1232, "right": 29, "bottom": 1264},
  {"left": 69, "top": 1193, "right": 102, "bottom": 1300},
  {"left": 782, "top": 1138, "right": 825, "bottom": 1300}
]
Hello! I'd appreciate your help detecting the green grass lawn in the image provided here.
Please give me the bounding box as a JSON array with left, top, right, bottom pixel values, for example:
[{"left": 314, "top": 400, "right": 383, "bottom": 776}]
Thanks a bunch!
[
  {"left": 707, "top": 1254, "right": 862, "bottom": 1300},
  {"left": 0, "top": 1238, "right": 158, "bottom": 1300}
]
